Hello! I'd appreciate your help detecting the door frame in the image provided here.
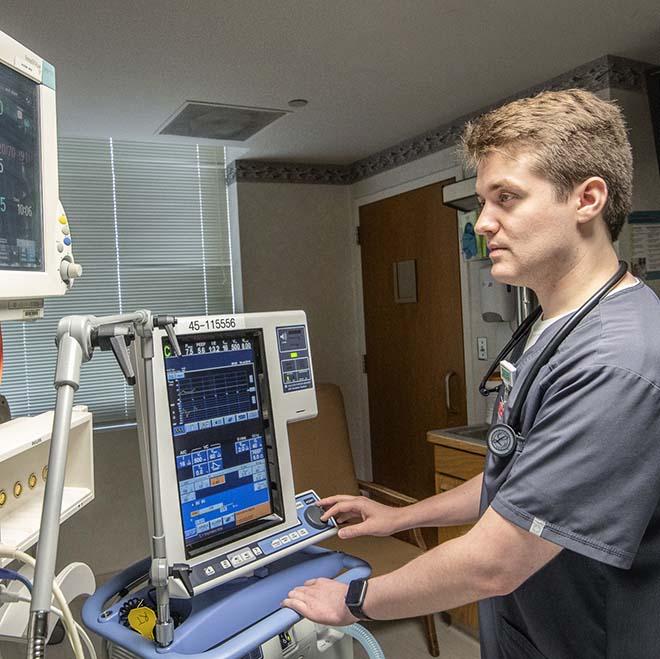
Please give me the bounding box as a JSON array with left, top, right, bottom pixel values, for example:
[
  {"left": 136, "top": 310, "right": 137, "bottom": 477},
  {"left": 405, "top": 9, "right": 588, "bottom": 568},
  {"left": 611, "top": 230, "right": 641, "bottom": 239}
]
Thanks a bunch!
[{"left": 349, "top": 164, "right": 477, "bottom": 481}]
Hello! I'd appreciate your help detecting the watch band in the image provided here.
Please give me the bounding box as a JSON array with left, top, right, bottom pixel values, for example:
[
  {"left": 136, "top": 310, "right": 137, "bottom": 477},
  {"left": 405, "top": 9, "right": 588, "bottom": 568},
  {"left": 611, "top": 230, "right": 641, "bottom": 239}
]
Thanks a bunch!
[
  {"left": 346, "top": 601, "right": 374, "bottom": 621},
  {"left": 345, "top": 578, "right": 374, "bottom": 621}
]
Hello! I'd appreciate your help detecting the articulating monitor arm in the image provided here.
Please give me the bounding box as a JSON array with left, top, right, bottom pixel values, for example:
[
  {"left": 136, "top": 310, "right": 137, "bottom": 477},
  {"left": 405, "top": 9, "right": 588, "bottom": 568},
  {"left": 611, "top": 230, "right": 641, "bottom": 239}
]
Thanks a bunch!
[{"left": 27, "top": 310, "right": 180, "bottom": 657}]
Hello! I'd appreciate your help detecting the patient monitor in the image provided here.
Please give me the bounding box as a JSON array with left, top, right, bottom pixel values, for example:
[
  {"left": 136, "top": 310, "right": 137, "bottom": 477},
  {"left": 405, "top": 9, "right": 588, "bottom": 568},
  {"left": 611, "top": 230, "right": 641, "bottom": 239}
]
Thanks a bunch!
[
  {"left": 0, "top": 29, "right": 81, "bottom": 321},
  {"left": 134, "top": 311, "right": 338, "bottom": 598}
]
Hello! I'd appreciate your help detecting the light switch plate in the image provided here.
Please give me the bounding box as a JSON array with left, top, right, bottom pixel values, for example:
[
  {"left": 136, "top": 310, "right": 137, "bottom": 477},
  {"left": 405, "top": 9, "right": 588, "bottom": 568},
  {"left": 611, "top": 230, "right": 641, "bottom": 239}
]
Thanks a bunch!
[{"left": 477, "top": 337, "right": 488, "bottom": 360}]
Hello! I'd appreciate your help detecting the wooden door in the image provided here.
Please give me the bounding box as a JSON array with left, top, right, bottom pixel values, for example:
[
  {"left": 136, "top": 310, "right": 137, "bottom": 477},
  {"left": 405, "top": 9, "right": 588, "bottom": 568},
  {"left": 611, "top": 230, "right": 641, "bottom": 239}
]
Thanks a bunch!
[{"left": 360, "top": 182, "right": 467, "bottom": 504}]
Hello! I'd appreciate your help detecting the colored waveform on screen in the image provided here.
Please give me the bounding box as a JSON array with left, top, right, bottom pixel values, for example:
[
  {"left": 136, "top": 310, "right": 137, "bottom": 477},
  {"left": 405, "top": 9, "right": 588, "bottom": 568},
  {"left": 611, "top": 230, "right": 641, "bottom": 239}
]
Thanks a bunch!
[{"left": 172, "top": 367, "right": 258, "bottom": 428}]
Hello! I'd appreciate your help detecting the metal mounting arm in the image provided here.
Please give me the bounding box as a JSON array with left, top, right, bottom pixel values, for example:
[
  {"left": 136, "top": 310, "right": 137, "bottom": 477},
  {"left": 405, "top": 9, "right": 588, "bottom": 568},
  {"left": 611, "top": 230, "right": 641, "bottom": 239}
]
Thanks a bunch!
[
  {"left": 154, "top": 315, "right": 181, "bottom": 357},
  {"left": 134, "top": 314, "right": 182, "bottom": 647},
  {"left": 27, "top": 310, "right": 179, "bottom": 657},
  {"left": 94, "top": 325, "right": 137, "bottom": 384}
]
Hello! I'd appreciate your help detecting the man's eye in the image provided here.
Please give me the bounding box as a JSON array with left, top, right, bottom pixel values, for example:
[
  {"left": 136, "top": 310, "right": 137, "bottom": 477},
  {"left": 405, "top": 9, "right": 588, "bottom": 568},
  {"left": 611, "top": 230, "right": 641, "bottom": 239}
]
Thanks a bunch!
[{"left": 499, "top": 192, "right": 515, "bottom": 203}]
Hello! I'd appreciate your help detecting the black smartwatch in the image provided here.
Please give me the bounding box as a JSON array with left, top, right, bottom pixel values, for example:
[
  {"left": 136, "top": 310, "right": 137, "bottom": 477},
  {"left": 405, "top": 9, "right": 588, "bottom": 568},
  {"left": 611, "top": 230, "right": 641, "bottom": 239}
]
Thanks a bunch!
[{"left": 345, "top": 578, "right": 374, "bottom": 620}]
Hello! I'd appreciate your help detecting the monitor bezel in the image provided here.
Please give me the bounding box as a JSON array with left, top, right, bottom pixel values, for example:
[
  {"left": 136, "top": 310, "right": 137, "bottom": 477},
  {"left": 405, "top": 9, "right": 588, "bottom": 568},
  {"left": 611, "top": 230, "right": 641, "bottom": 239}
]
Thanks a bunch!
[{"left": 0, "top": 30, "right": 64, "bottom": 301}]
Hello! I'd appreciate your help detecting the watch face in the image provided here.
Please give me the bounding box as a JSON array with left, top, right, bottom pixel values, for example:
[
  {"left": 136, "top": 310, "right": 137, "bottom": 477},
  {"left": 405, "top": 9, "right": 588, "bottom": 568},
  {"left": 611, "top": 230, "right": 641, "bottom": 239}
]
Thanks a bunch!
[{"left": 346, "top": 579, "right": 367, "bottom": 606}]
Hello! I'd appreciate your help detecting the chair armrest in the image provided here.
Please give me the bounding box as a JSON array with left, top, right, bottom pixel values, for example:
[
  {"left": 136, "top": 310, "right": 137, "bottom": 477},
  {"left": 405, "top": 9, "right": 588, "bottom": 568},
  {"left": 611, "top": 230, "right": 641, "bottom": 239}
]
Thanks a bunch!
[
  {"left": 357, "top": 479, "right": 418, "bottom": 506},
  {"left": 357, "top": 479, "right": 428, "bottom": 552}
]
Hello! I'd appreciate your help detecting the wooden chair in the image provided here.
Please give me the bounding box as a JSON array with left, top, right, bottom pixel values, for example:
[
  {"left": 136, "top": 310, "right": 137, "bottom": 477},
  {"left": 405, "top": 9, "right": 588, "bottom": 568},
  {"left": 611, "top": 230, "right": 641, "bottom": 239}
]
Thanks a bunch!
[{"left": 287, "top": 382, "right": 440, "bottom": 657}]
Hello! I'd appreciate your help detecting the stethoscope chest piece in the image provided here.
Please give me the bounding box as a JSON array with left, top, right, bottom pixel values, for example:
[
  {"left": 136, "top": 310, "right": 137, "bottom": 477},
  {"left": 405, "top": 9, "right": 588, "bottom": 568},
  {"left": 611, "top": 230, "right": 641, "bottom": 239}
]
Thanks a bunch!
[{"left": 487, "top": 423, "right": 519, "bottom": 458}]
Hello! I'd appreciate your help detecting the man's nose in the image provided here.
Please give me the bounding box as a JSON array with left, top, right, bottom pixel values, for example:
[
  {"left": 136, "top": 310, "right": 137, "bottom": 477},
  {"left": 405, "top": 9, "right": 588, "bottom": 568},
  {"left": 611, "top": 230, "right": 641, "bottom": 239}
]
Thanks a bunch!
[{"left": 474, "top": 206, "right": 498, "bottom": 236}]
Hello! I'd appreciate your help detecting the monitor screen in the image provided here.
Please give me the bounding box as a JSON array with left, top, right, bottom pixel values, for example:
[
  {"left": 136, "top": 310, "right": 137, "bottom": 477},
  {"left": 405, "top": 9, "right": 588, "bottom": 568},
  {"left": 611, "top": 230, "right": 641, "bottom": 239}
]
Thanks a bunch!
[
  {"left": 163, "top": 330, "right": 281, "bottom": 558},
  {"left": 0, "top": 61, "right": 42, "bottom": 272}
]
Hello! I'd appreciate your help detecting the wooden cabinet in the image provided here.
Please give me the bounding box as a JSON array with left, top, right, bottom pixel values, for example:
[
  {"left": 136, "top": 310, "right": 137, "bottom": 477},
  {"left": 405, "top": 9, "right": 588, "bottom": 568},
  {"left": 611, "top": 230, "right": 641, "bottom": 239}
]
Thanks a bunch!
[{"left": 427, "top": 429, "right": 487, "bottom": 638}]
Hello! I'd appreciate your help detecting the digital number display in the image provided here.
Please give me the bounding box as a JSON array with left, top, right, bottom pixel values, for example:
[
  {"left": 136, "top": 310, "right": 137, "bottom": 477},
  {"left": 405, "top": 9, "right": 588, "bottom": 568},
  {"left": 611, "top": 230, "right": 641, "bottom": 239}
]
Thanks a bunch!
[
  {"left": 0, "top": 61, "right": 42, "bottom": 271},
  {"left": 188, "top": 317, "right": 237, "bottom": 332}
]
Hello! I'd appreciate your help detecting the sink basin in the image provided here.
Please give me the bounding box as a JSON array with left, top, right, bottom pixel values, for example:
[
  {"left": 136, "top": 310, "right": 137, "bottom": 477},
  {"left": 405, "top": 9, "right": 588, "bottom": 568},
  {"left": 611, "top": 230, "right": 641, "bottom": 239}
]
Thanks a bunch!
[{"left": 434, "top": 424, "right": 490, "bottom": 443}]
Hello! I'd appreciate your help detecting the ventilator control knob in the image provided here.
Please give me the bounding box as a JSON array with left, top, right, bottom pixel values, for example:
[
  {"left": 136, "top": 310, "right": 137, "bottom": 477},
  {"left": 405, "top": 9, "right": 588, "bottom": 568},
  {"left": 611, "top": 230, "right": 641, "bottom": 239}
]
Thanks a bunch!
[{"left": 304, "top": 505, "right": 329, "bottom": 529}]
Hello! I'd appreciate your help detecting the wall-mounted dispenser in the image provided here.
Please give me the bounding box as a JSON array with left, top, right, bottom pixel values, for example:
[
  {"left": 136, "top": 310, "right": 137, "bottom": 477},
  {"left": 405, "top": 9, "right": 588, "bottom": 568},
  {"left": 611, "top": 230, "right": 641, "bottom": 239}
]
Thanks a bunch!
[
  {"left": 479, "top": 266, "right": 516, "bottom": 322},
  {"left": 442, "top": 177, "right": 479, "bottom": 211}
]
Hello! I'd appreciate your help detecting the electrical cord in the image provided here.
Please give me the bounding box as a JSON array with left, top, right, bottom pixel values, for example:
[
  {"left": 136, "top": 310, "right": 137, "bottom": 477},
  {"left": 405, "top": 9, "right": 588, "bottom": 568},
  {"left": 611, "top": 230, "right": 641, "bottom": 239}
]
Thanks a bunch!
[
  {"left": 118, "top": 597, "right": 147, "bottom": 629},
  {"left": 0, "top": 566, "right": 33, "bottom": 593},
  {"left": 0, "top": 585, "right": 78, "bottom": 658},
  {"left": 52, "top": 606, "right": 96, "bottom": 659},
  {"left": 0, "top": 545, "right": 85, "bottom": 658}
]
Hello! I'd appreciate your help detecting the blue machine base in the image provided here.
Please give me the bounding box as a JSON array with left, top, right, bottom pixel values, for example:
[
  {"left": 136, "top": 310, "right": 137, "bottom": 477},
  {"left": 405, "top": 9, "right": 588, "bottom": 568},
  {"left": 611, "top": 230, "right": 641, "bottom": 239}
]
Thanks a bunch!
[{"left": 82, "top": 546, "right": 370, "bottom": 659}]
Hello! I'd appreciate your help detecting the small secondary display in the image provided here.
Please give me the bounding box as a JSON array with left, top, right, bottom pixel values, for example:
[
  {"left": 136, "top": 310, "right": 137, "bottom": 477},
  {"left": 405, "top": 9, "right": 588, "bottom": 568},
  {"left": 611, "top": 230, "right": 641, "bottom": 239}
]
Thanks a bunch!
[
  {"left": 276, "top": 325, "right": 312, "bottom": 393},
  {"left": 0, "top": 61, "right": 42, "bottom": 272},
  {"left": 163, "top": 331, "right": 276, "bottom": 557}
]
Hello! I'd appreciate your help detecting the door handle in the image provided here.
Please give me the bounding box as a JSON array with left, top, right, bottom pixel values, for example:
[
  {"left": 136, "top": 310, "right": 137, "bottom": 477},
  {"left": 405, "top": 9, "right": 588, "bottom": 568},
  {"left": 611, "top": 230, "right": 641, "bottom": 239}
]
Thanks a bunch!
[{"left": 445, "top": 370, "right": 459, "bottom": 415}]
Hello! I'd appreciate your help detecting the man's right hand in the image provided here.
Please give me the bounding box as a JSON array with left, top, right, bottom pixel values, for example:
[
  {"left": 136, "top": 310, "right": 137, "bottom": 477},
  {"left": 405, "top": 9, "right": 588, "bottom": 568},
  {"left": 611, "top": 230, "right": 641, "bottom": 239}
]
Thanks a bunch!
[{"left": 318, "top": 495, "right": 403, "bottom": 539}]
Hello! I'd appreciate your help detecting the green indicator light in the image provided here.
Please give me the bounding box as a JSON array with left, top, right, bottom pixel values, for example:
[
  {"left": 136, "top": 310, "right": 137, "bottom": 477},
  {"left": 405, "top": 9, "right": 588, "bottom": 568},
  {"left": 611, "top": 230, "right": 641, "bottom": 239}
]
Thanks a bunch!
[
  {"left": 164, "top": 345, "right": 172, "bottom": 357},
  {"left": 290, "top": 352, "right": 298, "bottom": 358}
]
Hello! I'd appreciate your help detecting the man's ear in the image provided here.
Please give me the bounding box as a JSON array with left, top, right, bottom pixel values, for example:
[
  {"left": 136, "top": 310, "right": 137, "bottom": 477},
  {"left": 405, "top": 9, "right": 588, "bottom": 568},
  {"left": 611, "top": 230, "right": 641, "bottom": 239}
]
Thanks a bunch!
[{"left": 575, "top": 177, "right": 608, "bottom": 226}]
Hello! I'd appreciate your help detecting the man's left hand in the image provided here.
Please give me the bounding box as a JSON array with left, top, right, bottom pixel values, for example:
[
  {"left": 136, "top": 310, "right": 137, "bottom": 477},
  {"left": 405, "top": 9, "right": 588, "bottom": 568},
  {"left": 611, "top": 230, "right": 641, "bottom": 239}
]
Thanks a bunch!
[{"left": 282, "top": 578, "right": 358, "bottom": 626}]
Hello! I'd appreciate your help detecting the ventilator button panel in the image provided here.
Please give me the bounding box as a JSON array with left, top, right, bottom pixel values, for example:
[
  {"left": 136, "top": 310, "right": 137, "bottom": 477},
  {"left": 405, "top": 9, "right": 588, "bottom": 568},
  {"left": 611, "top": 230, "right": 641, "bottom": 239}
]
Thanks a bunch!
[{"left": 189, "top": 490, "right": 336, "bottom": 591}]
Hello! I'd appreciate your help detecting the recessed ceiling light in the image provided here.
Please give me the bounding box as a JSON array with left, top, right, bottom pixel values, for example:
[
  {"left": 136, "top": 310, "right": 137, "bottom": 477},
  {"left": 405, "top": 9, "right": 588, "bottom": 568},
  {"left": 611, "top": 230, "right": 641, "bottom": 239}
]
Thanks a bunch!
[{"left": 288, "top": 99, "right": 309, "bottom": 108}]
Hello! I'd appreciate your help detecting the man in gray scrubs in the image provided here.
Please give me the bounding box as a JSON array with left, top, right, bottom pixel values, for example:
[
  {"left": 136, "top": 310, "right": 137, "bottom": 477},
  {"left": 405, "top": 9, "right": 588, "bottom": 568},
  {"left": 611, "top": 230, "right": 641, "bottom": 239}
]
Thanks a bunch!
[{"left": 284, "top": 89, "right": 660, "bottom": 658}]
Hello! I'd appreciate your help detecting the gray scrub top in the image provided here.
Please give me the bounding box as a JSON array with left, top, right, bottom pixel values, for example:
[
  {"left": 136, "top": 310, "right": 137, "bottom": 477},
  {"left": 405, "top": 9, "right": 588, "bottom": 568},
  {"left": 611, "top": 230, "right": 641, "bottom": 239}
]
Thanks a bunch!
[{"left": 478, "top": 281, "right": 660, "bottom": 659}]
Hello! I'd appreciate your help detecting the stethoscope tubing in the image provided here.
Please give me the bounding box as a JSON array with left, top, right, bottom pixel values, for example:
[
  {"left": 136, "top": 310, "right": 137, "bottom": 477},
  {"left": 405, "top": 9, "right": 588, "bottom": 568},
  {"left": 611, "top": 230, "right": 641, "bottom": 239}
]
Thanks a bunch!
[
  {"left": 480, "top": 261, "right": 629, "bottom": 439},
  {"left": 479, "top": 306, "right": 542, "bottom": 396}
]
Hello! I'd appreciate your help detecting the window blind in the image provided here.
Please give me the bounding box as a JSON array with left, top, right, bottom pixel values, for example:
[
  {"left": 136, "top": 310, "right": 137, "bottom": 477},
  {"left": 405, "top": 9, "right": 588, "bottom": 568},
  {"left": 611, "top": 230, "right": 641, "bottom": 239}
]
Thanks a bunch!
[{"left": 0, "top": 138, "right": 231, "bottom": 423}]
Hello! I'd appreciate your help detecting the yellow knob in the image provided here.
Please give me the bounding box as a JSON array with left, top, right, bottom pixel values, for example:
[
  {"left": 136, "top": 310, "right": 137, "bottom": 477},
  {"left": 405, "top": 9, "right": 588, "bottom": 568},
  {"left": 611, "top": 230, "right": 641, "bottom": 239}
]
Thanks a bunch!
[
  {"left": 28, "top": 473, "right": 38, "bottom": 489},
  {"left": 13, "top": 482, "right": 23, "bottom": 498},
  {"left": 0, "top": 490, "right": 6, "bottom": 506},
  {"left": 58, "top": 215, "right": 68, "bottom": 225},
  {"left": 42, "top": 466, "right": 48, "bottom": 481}
]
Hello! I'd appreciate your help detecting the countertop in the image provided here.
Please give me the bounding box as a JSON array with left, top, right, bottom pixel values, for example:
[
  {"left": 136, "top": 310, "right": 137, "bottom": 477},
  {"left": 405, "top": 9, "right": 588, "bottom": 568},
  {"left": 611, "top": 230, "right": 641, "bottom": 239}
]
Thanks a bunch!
[{"left": 427, "top": 424, "right": 489, "bottom": 455}]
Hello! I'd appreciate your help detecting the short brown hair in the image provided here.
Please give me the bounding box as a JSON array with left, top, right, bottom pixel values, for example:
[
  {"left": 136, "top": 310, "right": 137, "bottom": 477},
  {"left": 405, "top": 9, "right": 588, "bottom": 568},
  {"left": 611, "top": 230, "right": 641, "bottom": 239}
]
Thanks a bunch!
[{"left": 461, "top": 89, "right": 632, "bottom": 241}]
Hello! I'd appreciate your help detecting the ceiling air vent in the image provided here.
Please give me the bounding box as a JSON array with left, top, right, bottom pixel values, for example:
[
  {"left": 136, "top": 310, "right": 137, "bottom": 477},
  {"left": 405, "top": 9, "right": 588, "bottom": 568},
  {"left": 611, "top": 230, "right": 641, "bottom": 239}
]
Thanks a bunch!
[{"left": 158, "top": 101, "right": 289, "bottom": 141}]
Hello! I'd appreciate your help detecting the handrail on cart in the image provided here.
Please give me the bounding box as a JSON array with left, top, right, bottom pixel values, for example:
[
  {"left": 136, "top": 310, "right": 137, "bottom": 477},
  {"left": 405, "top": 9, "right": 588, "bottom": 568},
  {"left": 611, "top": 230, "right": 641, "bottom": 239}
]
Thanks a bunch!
[{"left": 83, "top": 547, "right": 370, "bottom": 659}]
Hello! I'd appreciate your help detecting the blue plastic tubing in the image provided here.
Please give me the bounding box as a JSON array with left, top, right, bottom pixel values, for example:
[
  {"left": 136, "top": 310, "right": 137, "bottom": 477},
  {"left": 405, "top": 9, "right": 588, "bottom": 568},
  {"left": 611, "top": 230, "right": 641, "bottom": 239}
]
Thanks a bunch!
[{"left": 337, "top": 624, "right": 386, "bottom": 659}]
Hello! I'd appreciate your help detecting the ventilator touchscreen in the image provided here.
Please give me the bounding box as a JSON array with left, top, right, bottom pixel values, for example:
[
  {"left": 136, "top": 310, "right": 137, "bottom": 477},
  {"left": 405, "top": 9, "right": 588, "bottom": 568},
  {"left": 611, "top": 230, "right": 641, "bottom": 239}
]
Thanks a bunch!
[{"left": 164, "top": 329, "right": 281, "bottom": 558}]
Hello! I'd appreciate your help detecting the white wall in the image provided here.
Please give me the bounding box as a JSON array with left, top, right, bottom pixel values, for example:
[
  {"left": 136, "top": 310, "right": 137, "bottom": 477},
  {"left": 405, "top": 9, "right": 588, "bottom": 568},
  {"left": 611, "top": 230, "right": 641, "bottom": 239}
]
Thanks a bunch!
[
  {"left": 455, "top": 212, "right": 515, "bottom": 424},
  {"left": 234, "top": 182, "right": 367, "bottom": 472}
]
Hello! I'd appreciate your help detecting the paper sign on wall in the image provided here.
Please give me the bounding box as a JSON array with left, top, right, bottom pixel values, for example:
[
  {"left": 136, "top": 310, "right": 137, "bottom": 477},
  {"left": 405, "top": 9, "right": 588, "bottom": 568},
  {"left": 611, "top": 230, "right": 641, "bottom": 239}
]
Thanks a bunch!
[{"left": 629, "top": 211, "right": 660, "bottom": 282}]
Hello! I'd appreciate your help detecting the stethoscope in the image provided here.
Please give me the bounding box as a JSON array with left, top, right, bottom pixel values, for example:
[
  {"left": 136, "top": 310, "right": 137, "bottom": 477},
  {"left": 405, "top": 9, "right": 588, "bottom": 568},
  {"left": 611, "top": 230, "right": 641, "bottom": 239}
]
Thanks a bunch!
[{"left": 479, "top": 261, "right": 629, "bottom": 458}]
